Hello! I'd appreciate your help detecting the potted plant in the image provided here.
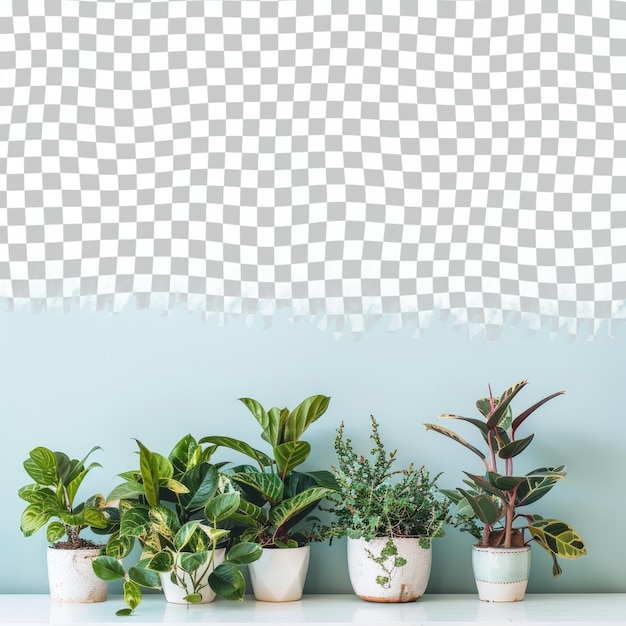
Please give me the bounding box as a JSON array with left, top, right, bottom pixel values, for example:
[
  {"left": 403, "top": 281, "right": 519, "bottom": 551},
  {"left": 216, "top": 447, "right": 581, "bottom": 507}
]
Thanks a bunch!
[
  {"left": 200, "top": 394, "right": 337, "bottom": 602},
  {"left": 321, "top": 415, "right": 450, "bottom": 603},
  {"left": 424, "top": 379, "right": 587, "bottom": 602},
  {"left": 19, "top": 445, "right": 112, "bottom": 603},
  {"left": 92, "top": 435, "right": 261, "bottom": 615}
]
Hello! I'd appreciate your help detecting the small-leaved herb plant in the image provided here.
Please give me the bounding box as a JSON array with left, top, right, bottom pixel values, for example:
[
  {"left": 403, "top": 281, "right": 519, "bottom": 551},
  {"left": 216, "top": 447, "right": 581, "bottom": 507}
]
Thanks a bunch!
[{"left": 321, "top": 416, "right": 450, "bottom": 587}]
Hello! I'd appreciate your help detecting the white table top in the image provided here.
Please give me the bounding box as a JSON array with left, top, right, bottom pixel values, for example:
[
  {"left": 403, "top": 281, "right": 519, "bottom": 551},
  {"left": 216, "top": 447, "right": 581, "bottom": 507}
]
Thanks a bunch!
[{"left": 0, "top": 594, "right": 624, "bottom": 625}]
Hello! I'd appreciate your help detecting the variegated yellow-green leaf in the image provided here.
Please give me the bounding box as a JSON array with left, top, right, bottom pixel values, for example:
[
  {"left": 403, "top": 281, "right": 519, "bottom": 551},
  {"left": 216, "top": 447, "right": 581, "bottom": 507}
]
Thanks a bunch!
[
  {"left": 199, "top": 435, "right": 273, "bottom": 468},
  {"left": 147, "top": 550, "right": 174, "bottom": 573},
  {"left": 159, "top": 477, "right": 189, "bottom": 495},
  {"left": 424, "top": 423, "right": 486, "bottom": 460},
  {"left": 168, "top": 434, "right": 200, "bottom": 475},
  {"left": 238, "top": 397, "right": 274, "bottom": 445},
  {"left": 232, "top": 470, "right": 283, "bottom": 504},
  {"left": 274, "top": 440, "right": 311, "bottom": 476},
  {"left": 128, "top": 562, "right": 161, "bottom": 588},
  {"left": 284, "top": 394, "right": 330, "bottom": 443},
  {"left": 174, "top": 520, "right": 200, "bottom": 551},
  {"left": 148, "top": 505, "right": 180, "bottom": 540},
  {"left": 269, "top": 486, "right": 333, "bottom": 530},
  {"left": 24, "top": 447, "right": 58, "bottom": 485},
  {"left": 20, "top": 505, "right": 49, "bottom": 537},
  {"left": 84, "top": 508, "right": 108, "bottom": 529},
  {"left": 123, "top": 579, "right": 142, "bottom": 611},
  {"left": 457, "top": 489, "right": 505, "bottom": 525},
  {"left": 119, "top": 506, "right": 151, "bottom": 539},
  {"left": 205, "top": 491, "right": 240, "bottom": 523},
  {"left": 198, "top": 524, "right": 230, "bottom": 543},
  {"left": 486, "top": 380, "right": 528, "bottom": 429},
  {"left": 135, "top": 440, "right": 161, "bottom": 508},
  {"left": 46, "top": 520, "right": 66, "bottom": 543},
  {"left": 528, "top": 517, "right": 586, "bottom": 560},
  {"left": 514, "top": 467, "right": 566, "bottom": 507}
]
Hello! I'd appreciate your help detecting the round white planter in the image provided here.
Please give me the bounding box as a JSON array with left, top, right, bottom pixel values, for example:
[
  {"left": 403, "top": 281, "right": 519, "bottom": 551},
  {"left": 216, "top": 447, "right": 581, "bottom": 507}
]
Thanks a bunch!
[
  {"left": 159, "top": 548, "right": 226, "bottom": 604},
  {"left": 46, "top": 546, "right": 108, "bottom": 604},
  {"left": 472, "top": 545, "right": 531, "bottom": 602},
  {"left": 347, "top": 536, "right": 432, "bottom": 603},
  {"left": 247, "top": 546, "right": 310, "bottom": 602}
]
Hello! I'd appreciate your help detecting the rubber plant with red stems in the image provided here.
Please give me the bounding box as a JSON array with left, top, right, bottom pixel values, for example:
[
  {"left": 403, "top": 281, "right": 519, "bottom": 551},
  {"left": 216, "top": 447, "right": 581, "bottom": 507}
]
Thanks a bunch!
[{"left": 424, "top": 379, "right": 586, "bottom": 576}]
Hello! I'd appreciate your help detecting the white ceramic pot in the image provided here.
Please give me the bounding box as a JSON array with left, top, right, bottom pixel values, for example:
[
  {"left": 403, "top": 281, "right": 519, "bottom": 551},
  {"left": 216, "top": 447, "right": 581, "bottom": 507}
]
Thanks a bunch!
[
  {"left": 472, "top": 545, "right": 531, "bottom": 602},
  {"left": 159, "top": 548, "right": 226, "bottom": 604},
  {"left": 248, "top": 546, "right": 310, "bottom": 602},
  {"left": 46, "top": 546, "right": 108, "bottom": 604},
  {"left": 347, "top": 536, "right": 432, "bottom": 603}
]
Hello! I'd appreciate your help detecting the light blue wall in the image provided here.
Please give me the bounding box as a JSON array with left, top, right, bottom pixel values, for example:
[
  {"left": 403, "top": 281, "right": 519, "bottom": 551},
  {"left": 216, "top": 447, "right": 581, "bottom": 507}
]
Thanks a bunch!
[{"left": 3, "top": 309, "right": 624, "bottom": 594}]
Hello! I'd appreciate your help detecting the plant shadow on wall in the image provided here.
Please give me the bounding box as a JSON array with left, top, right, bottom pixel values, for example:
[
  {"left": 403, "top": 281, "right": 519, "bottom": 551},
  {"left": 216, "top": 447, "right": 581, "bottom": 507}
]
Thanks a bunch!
[
  {"left": 320, "top": 415, "right": 451, "bottom": 603},
  {"left": 92, "top": 436, "right": 262, "bottom": 615},
  {"left": 425, "top": 379, "right": 587, "bottom": 602}
]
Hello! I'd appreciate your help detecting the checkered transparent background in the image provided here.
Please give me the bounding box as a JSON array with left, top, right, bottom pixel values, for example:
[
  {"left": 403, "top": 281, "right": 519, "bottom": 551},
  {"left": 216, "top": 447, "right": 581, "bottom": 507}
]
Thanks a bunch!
[{"left": 1, "top": 0, "right": 625, "bottom": 338}]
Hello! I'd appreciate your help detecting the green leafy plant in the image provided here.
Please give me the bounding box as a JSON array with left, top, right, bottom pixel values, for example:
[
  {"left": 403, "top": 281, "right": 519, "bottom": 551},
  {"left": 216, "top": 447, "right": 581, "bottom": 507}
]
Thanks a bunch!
[
  {"left": 92, "top": 435, "right": 261, "bottom": 615},
  {"left": 200, "top": 394, "right": 337, "bottom": 548},
  {"left": 424, "top": 379, "right": 587, "bottom": 576},
  {"left": 19, "top": 446, "right": 110, "bottom": 549},
  {"left": 322, "top": 415, "right": 450, "bottom": 547}
]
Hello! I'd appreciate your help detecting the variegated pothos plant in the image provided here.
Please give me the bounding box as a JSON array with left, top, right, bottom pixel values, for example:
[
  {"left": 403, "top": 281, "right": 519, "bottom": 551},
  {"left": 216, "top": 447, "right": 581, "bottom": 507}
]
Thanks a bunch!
[
  {"left": 92, "top": 435, "right": 261, "bottom": 616},
  {"left": 425, "top": 379, "right": 586, "bottom": 576},
  {"left": 200, "top": 394, "right": 338, "bottom": 548}
]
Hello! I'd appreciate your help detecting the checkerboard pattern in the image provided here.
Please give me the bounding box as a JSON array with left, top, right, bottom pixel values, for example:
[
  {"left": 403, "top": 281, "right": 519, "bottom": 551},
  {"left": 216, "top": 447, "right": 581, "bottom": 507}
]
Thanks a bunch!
[{"left": 1, "top": 1, "right": 625, "bottom": 338}]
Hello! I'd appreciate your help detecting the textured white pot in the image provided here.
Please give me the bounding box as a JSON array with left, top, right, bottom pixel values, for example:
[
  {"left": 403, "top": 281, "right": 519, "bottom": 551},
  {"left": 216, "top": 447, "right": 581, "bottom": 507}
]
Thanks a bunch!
[
  {"left": 46, "top": 547, "right": 108, "bottom": 604},
  {"left": 159, "top": 548, "right": 226, "bottom": 604},
  {"left": 347, "top": 537, "right": 432, "bottom": 603},
  {"left": 472, "top": 545, "right": 531, "bottom": 602},
  {"left": 248, "top": 546, "right": 310, "bottom": 602}
]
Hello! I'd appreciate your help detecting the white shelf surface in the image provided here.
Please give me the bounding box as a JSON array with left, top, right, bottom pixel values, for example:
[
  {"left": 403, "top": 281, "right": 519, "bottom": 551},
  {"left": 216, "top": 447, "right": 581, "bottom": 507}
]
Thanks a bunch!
[{"left": 0, "top": 594, "right": 624, "bottom": 626}]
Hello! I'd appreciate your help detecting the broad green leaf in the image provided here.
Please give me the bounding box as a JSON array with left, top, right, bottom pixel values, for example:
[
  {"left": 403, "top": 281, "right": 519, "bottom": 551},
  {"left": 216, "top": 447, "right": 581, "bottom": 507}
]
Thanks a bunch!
[
  {"left": 274, "top": 440, "right": 311, "bottom": 476},
  {"left": 476, "top": 398, "right": 493, "bottom": 419},
  {"left": 284, "top": 394, "right": 330, "bottom": 443},
  {"left": 116, "top": 608, "right": 134, "bottom": 617},
  {"left": 119, "top": 506, "right": 151, "bottom": 539},
  {"left": 24, "top": 447, "right": 58, "bottom": 485},
  {"left": 198, "top": 525, "right": 230, "bottom": 543},
  {"left": 209, "top": 562, "right": 245, "bottom": 601},
  {"left": 18, "top": 484, "right": 55, "bottom": 504},
  {"left": 168, "top": 434, "right": 200, "bottom": 476},
  {"left": 180, "top": 551, "right": 209, "bottom": 573},
  {"left": 129, "top": 560, "right": 161, "bottom": 588},
  {"left": 135, "top": 440, "right": 161, "bottom": 508},
  {"left": 174, "top": 520, "right": 200, "bottom": 551},
  {"left": 181, "top": 464, "right": 218, "bottom": 511},
  {"left": 65, "top": 468, "right": 89, "bottom": 507},
  {"left": 104, "top": 534, "right": 135, "bottom": 559},
  {"left": 424, "top": 423, "right": 486, "bottom": 460},
  {"left": 199, "top": 435, "right": 273, "bottom": 468},
  {"left": 92, "top": 555, "right": 126, "bottom": 581},
  {"left": 184, "top": 593, "right": 202, "bottom": 603},
  {"left": 457, "top": 488, "right": 505, "bottom": 525},
  {"left": 84, "top": 508, "right": 108, "bottom": 529},
  {"left": 148, "top": 505, "right": 180, "bottom": 540},
  {"left": 159, "top": 478, "right": 190, "bottom": 495},
  {"left": 301, "top": 470, "right": 339, "bottom": 491},
  {"left": 205, "top": 491, "right": 240, "bottom": 523},
  {"left": 147, "top": 551, "right": 174, "bottom": 572},
  {"left": 20, "top": 505, "right": 49, "bottom": 537},
  {"left": 486, "top": 380, "right": 528, "bottom": 429},
  {"left": 46, "top": 520, "right": 66, "bottom": 543},
  {"left": 528, "top": 518, "right": 586, "bottom": 564},
  {"left": 498, "top": 434, "right": 535, "bottom": 459},
  {"left": 269, "top": 486, "right": 333, "bottom": 530},
  {"left": 275, "top": 407, "right": 290, "bottom": 445},
  {"left": 107, "top": 479, "right": 145, "bottom": 501},
  {"left": 65, "top": 446, "right": 101, "bottom": 485},
  {"left": 238, "top": 397, "right": 273, "bottom": 444},
  {"left": 511, "top": 391, "right": 565, "bottom": 435},
  {"left": 123, "top": 579, "right": 142, "bottom": 611},
  {"left": 225, "top": 541, "right": 262, "bottom": 565},
  {"left": 515, "top": 467, "right": 566, "bottom": 507},
  {"left": 232, "top": 470, "right": 283, "bottom": 504}
]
